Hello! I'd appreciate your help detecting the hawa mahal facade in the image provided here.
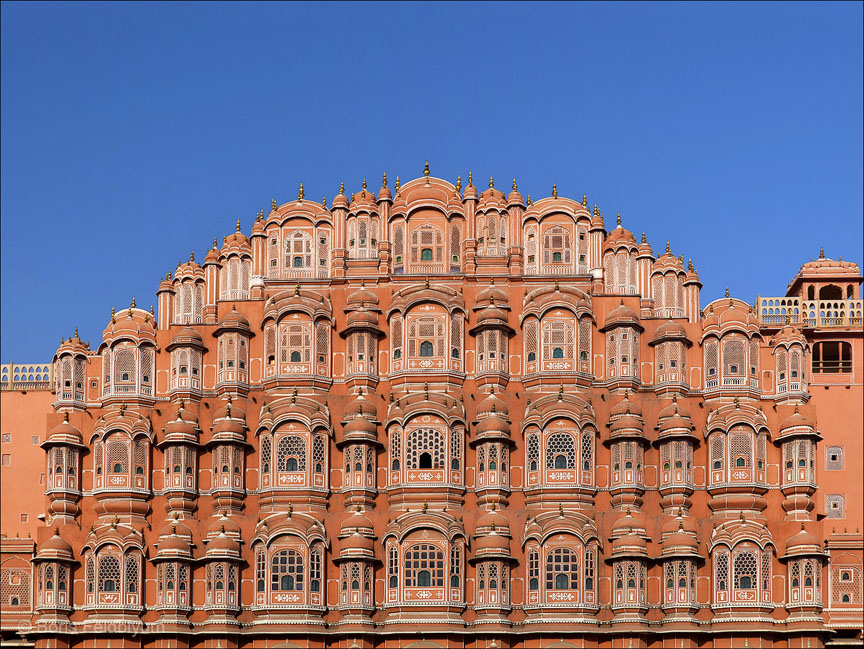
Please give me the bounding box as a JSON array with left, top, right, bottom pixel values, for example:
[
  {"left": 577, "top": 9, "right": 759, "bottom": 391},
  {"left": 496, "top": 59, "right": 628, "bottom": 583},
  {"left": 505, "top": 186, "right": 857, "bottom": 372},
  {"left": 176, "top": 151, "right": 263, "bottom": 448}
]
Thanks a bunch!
[{"left": 1, "top": 168, "right": 862, "bottom": 648}]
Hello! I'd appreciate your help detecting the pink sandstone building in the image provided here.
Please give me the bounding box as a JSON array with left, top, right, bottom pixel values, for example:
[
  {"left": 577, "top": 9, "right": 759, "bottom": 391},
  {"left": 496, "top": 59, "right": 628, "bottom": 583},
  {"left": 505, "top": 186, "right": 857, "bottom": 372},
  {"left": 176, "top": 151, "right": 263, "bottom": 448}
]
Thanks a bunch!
[{"left": 1, "top": 168, "right": 862, "bottom": 648}]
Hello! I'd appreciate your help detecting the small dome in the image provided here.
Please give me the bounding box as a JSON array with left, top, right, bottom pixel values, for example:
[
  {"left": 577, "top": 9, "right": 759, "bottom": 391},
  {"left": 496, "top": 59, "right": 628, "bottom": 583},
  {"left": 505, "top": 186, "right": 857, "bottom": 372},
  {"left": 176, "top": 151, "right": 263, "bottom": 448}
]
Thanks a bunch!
[
  {"left": 39, "top": 529, "right": 74, "bottom": 558},
  {"left": 378, "top": 181, "right": 392, "bottom": 201},
  {"left": 218, "top": 306, "right": 250, "bottom": 330},
  {"left": 604, "top": 225, "right": 638, "bottom": 250},
  {"left": 213, "top": 397, "right": 246, "bottom": 423},
  {"left": 603, "top": 302, "right": 641, "bottom": 330},
  {"left": 783, "top": 524, "right": 822, "bottom": 557},
  {"left": 661, "top": 512, "right": 698, "bottom": 538},
  {"left": 344, "top": 391, "right": 377, "bottom": 419},
  {"left": 207, "top": 511, "right": 242, "bottom": 537},
  {"left": 346, "top": 309, "right": 379, "bottom": 329},
  {"left": 779, "top": 406, "right": 815, "bottom": 433},
  {"left": 170, "top": 326, "right": 203, "bottom": 347},
  {"left": 344, "top": 417, "right": 377, "bottom": 435},
  {"left": 662, "top": 524, "right": 699, "bottom": 556},
  {"left": 772, "top": 324, "right": 806, "bottom": 347},
  {"left": 476, "top": 282, "right": 508, "bottom": 305},
  {"left": 463, "top": 181, "right": 478, "bottom": 200},
  {"left": 507, "top": 187, "right": 523, "bottom": 205},
  {"left": 47, "top": 414, "right": 83, "bottom": 445},
  {"left": 611, "top": 533, "right": 648, "bottom": 557},
  {"left": 609, "top": 414, "right": 645, "bottom": 437},
  {"left": 476, "top": 414, "right": 509, "bottom": 437},
  {"left": 158, "top": 533, "right": 192, "bottom": 556},
  {"left": 331, "top": 187, "right": 350, "bottom": 209},
  {"left": 347, "top": 285, "right": 379, "bottom": 308},
  {"left": 207, "top": 532, "right": 240, "bottom": 555},
  {"left": 475, "top": 533, "right": 510, "bottom": 554},
  {"left": 341, "top": 532, "right": 374, "bottom": 554},
  {"left": 477, "top": 389, "right": 509, "bottom": 417},
  {"left": 612, "top": 509, "right": 646, "bottom": 537},
  {"left": 476, "top": 509, "right": 510, "bottom": 533},
  {"left": 476, "top": 304, "right": 510, "bottom": 325},
  {"left": 651, "top": 319, "right": 689, "bottom": 344},
  {"left": 610, "top": 392, "right": 642, "bottom": 419}
]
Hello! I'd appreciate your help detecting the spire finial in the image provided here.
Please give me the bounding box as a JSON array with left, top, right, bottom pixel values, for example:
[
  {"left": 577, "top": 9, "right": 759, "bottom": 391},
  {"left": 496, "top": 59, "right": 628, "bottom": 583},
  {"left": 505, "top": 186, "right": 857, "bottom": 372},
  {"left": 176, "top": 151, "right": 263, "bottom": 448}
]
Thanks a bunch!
[
  {"left": 131, "top": 296, "right": 136, "bottom": 308},
  {"left": 362, "top": 178, "right": 367, "bottom": 191},
  {"left": 455, "top": 175, "right": 462, "bottom": 192},
  {"left": 512, "top": 178, "right": 517, "bottom": 191},
  {"left": 526, "top": 195, "right": 532, "bottom": 205},
  {"left": 552, "top": 183, "right": 558, "bottom": 198},
  {"left": 382, "top": 172, "right": 387, "bottom": 187},
  {"left": 271, "top": 198, "right": 277, "bottom": 210},
  {"left": 582, "top": 194, "right": 587, "bottom": 206},
  {"left": 189, "top": 251, "right": 195, "bottom": 262},
  {"left": 74, "top": 327, "right": 79, "bottom": 338},
  {"left": 819, "top": 247, "right": 824, "bottom": 259},
  {"left": 489, "top": 175, "right": 494, "bottom": 189},
  {"left": 321, "top": 196, "right": 327, "bottom": 208},
  {"left": 725, "top": 286, "right": 730, "bottom": 298},
  {"left": 425, "top": 276, "right": 430, "bottom": 289},
  {"left": 593, "top": 203, "right": 599, "bottom": 217},
  {"left": 234, "top": 219, "right": 240, "bottom": 233},
  {"left": 665, "top": 241, "right": 671, "bottom": 254},
  {"left": 424, "top": 160, "right": 430, "bottom": 177},
  {"left": 150, "top": 305, "right": 154, "bottom": 315},
  {"left": 298, "top": 182, "right": 304, "bottom": 201},
  {"left": 468, "top": 171, "right": 473, "bottom": 186},
  {"left": 213, "top": 237, "right": 218, "bottom": 249},
  {"left": 424, "top": 382, "right": 429, "bottom": 400},
  {"left": 294, "top": 282, "right": 300, "bottom": 296},
  {"left": 688, "top": 258, "right": 694, "bottom": 271}
]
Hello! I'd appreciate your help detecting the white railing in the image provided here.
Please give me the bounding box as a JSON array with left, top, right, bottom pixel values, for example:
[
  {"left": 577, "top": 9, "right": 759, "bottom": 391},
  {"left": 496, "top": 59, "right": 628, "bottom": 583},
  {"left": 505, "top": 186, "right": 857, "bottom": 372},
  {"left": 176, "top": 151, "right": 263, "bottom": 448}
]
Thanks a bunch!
[
  {"left": 756, "top": 297, "right": 863, "bottom": 328},
  {"left": 543, "top": 264, "right": 573, "bottom": 276}
]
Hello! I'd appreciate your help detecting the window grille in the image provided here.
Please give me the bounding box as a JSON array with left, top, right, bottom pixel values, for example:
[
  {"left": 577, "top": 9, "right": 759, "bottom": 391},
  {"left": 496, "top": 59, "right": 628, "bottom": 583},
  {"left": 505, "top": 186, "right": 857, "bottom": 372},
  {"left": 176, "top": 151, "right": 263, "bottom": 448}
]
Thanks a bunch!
[
  {"left": 450, "top": 544, "right": 462, "bottom": 588},
  {"left": 115, "top": 349, "right": 135, "bottom": 385},
  {"left": 260, "top": 435, "right": 272, "bottom": 474},
  {"left": 393, "top": 224, "right": 404, "bottom": 271},
  {"left": 705, "top": 340, "right": 719, "bottom": 379},
  {"left": 723, "top": 340, "right": 745, "bottom": 376},
  {"left": 528, "top": 549, "right": 540, "bottom": 590},
  {"left": 527, "top": 433, "right": 539, "bottom": 470},
  {"left": 546, "top": 547, "right": 579, "bottom": 590},
  {"left": 107, "top": 439, "right": 128, "bottom": 474},
  {"left": 125, "top": 552, "right": 139, "bottom": 595},
  {"left": 761, "top": 550, "right": 771, "bottom": 593},
  {"left": 406, "top": 428, "right": 444, "bottom": 469},
  {"left": 312, "top": 434, "right": 325, "bottom": 473},
  {"left": 449, "top": 428, "right": 462, "bottom": 470},
  {"left": 277, "top": 436, "right": 306, "bottom": 472},
  {"left": 750, "top": 339, "right": 760, "bottom": 375},
  {"left": 392, "top": 316, "right": 403, "bottom": 359},
  {"left": 715, "top": 551, "right": 729, "bottom": 593},
  {"left": 826, "top": 445, "right": 844, "bottom": 470},
  {"left": 525, "top": 226, "right": 538, "bottom": 273},
  {"left": 826, "top": 494, "right": 845, "bottom": 519},
  {"left": 729, "top": 432, "right": 752, "bottom": 469},
  {"left": 99, "top": 555, "right": 121, "bottom": 593},
  {"left": 832, "top": 567, "right": 862, "bottom": 604},
  {"left": 542, "top": 320, "right": 575, "bottom": 362},
  {"left": 525, "top": 319, "right": 538, "bottom": 362},
  {"left": 450, "top": 223, "right": 461, "bottom": 270},
  {"left": 388, "top": 546, "right": 399, "bottom": 588},
  {"left": 390, "top": 430, "right": 401, "bottom": 471},
  {"left": 310, "top": 548, "right": 322, "bottom": 592},
  {"left": 545, "top": 432, "right": 576, "bottom": 469},
  {"left": 1, "top": 569, "right": 30, "bottom": 608},
  {"left": 317, "top": 232, "right": 329, "bottom": 276},
  {"left": 733, "top": 551, "right": 757, "bottom": 589},
  {"left": 271, "top": 549, "right": 304, "bottom": 592},
  {"left": 86, "top": 556, "right": 95, "bottom": 594},
  {"left": 405, "top": 544, "right": 444, "bottom": 588}
]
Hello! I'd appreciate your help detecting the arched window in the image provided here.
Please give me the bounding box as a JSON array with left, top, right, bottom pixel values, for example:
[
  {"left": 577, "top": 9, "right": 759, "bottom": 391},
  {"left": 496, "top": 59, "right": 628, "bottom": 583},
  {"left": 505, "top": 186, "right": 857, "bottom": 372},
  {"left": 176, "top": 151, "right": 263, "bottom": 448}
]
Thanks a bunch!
[
  {"left": 419, "top": 341, "right": 433, "bottom": 357},
  {"left": 406, "top": 428, "right": 444, "bottom": 470},
  {"left": 545, "top": 433, "right": 576, "bottom": 470}
]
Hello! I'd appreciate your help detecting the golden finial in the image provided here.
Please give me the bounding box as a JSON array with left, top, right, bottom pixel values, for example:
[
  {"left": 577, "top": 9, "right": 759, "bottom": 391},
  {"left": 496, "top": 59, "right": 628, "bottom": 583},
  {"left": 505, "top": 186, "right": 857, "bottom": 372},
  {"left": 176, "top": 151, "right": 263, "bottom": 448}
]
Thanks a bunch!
[
  {"left": 819, "top": 247, "right": 824, "bottom": 259},
  {"left": 734, "top": 395, "right": 740, "bottom": 409},
  {"left": 593, "top": 204, "right": 599, "bottom": 217},
  {"left": 131, "top": 297, "right": 136, "bottom": 308},
  {"left": 223, "top": 236, "right": 227, "bottom": 245},
  {"left": 785, "top": 313, "right": 791, "bottom": 325},
  {"left": 468, "top": 171, "right": 473, "bottom": 186},
  {"left": 298, "top": 182, "right": 304, "bottom": 201},
  {"left": 554, "top": 279, "right": 560, "bottom": 292},
  {"left": 74, "top": 327, "right": 78, "bottom": 338},
  {"left": 189, "top": 251, "right": 195, "bottom": 262},
  {"left": 425, "top": 276, "right": 429, "bottom": 289},
  {"left": 422, "top": 500, "right": 428, "bottom": 513},
  {"left": 111, "top": 305, "right": 115, "bottom": 318},
  {"left": 235, "top": 220, "right": 241, "bottom": 232},
  {"left": 167, "top": 270, "right": 172, "bottom": 280},
  {"left": 150, "top": 305, "right": 154, "bottom": 315},
  {"left": 322, "top": 196, "right": 327, "bottom": 208},
  {"left": 489, "top": 175, "right": 494, "bottom": 189},
  {"left": 558, "top": 503, "right": 564, "bottom": 517},
  {"left": 512, "top": 178, "right": 517, "bottom": 191},
  {"left": 641, "top": 232, "right": 647, "bottom": 244},
  {"left": 424, "top": 160, "right": 430, "bottom": 177},
  {"left": 394, "top": 176, "right": 400, "bottom": 192},
  {"left": 271, "top": 198, "right": 277, "bottom": 210},
  {"left": 424, "top": 382, "right": 429, "bottom": 400},
  {"left": 557, "top": 384, "right": 564, "bottom": 401},
  {"left": 617, "top": 212, "right": 621, "bottom": 227},
  {"left": 552, "top": 184, "right": 558, "bottom": 198},
  {"left": 382, "top": 172, "right": 388, "bottom": 187},
  {"left": 526, "top": 195, "right": 532, "bottom": 205},
  {"left": 294, "top": 282, "right": 300, "bottom": 296},
  {"left": 665, "top": 241, "right": 670, "bottom": 254},
  {"left": 287, "top": 503, "right": 293, "bottom": 518},
  {"left": 213, "top": 237, "right": 218, "bottom": 249},
  {"left": 725, "top": 286, "right": 730, "bottom": 298},
  {"left": 455, "top": 175, "right": 462, "bottom": 192},
  {"left": 688, "top": 258, "right": 694, "bottom": 271},
  {"left": 112, "top": 515, "right": 119, "bottom": 529},
  {"left": 582, "top": 194, "right": 587, "bottom": 206},
  {"left": 362, "top": 178, "right": 367, "bottom": 191},
  {"left": 339, "top": 181, "right": 345, "bottom": 195},
  {"left": 291, "top": 386, "right": 297, "bottom": 405}
]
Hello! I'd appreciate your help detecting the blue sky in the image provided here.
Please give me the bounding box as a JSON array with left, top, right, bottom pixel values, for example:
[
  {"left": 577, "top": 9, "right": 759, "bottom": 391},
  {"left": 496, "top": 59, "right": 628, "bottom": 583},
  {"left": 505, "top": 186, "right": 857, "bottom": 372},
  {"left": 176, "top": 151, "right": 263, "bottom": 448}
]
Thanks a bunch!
[{"left": 1, "top": 2, "right": 862, "bottom": 363}]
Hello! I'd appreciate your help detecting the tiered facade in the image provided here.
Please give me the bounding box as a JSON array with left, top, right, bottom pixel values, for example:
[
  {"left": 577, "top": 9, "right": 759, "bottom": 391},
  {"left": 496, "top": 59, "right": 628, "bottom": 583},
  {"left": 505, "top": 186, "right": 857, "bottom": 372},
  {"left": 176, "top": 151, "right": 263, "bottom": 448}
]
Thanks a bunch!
[{"left": 2, "top": 169, "right": 862, "bottom": 648}]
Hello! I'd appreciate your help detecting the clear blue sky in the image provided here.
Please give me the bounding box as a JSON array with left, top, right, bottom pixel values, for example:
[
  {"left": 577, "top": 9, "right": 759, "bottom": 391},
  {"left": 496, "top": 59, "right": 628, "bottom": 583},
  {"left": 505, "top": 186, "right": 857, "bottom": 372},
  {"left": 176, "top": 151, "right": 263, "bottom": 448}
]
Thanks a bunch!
[{"left": 2, "top": 2, "right": 862, "bottom": 363}]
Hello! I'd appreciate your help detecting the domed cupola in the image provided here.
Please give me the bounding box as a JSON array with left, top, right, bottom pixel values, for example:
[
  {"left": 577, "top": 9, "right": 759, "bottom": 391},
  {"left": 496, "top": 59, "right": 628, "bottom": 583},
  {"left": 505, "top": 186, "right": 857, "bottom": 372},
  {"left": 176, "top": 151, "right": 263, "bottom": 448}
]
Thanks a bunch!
[
  {"left": 43, "top": 412, "right": 85, "bottom": 521},
  {"left": 334, "top": 508, "right": 378, "bottom": 619},
  {"left": 343, "top": 282, "right": 383, "bottom": 383},
  {"left": 99, "top": 300, "right": 157, "bottom": 402},
  {"left": 700, "top": 294, "right": 762, "bottom": 397},
  {"left": 53, "top": 329, "right": 91, "bottom": 407},
  {"left": 167, "top": 326, "right": 206, "bottom": 397},
  {"left": 606, "top": 396, "right": 649, "bottom": 512},
  {"left": 471, "top": 282, "right": 514, "bottom": 383},
  {"left": 338, "top": 390, "right": 382, "bottom": 509},
  {"left": 649, "top": 319, "right": 693, "bottom": 393},
  {"left": 603, "top": 213, "right": 639, "bottom": 295},
  {"left": 600, "top": 301, "right": 643, "bottom": 388},
  {"left": 213, "top": 306, "right": 253, "bottom": 393}
]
